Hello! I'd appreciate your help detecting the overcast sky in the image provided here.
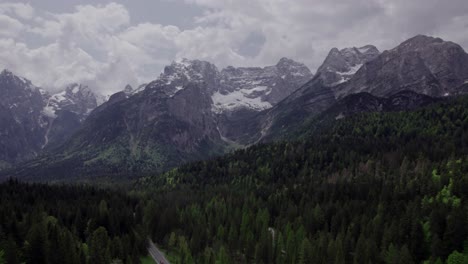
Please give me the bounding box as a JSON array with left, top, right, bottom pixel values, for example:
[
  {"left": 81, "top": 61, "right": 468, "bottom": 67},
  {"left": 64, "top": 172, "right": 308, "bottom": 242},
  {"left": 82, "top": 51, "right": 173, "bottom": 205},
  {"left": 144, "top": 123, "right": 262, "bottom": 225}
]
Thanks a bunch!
[{"left": 1, "top": 0, "right": 467, "bottom": 94}]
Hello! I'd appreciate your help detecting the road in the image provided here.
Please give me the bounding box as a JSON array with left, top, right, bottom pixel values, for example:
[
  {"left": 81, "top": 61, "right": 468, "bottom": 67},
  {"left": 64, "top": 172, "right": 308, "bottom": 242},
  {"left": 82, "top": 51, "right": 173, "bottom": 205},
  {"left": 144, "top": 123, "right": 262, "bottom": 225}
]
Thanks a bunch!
[{"left": 148, "top": 239, "right": 171, "bottom": 264}]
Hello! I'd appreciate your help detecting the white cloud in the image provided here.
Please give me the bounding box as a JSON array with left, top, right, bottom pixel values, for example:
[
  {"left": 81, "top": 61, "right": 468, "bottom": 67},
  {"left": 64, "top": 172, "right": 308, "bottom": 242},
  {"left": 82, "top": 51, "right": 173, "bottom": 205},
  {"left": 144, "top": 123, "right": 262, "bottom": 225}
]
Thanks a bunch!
[
  {"left": 0, "top": 2, "right": 34, "bottom": 20},
  {"left": 178, "top": 0, "right": 468, "bottom": 70},
  {"left": 0, "top": 0, "right": 466, "bottom": 95},
  {"left": 0, "top": 14, "right": 23, "bottom": 37}
]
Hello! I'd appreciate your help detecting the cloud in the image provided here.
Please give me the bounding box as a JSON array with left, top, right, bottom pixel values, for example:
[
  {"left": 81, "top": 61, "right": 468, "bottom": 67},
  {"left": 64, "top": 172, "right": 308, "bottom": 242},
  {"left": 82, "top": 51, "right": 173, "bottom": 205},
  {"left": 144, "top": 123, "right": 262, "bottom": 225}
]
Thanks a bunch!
[
  {"left": 0, "top": 14, "right": 23, "bottom": 37},
  {"left": 0, "top": 3, "right": 139, "bottom": 94},
  {"left": 0, "top": 2, "right": 34, "bottom": 20},
  {"left": 0, "top": 0, "right": 466, "bottom": 95},
  {"left": 179, "top": 0, "right": 468, "bottom": 70}
]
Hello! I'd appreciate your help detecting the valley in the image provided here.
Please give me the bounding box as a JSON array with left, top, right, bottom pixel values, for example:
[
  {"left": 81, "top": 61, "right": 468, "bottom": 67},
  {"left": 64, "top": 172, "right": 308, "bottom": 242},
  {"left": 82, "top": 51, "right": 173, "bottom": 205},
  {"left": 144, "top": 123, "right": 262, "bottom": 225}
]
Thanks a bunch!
[{"left": 0, "top": 33, "right": 467, "bottom": 263}]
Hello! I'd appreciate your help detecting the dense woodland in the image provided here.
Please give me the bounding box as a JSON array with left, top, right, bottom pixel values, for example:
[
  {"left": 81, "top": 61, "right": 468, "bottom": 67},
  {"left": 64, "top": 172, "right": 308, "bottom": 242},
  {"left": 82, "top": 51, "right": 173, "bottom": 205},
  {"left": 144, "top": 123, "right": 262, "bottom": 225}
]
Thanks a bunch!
[
  {"left": 0, "top": 181, "right": 147, "bottom": 264},
  {"left": 139, "top": 97, "right": 468, "bottom": 263},
  {"left": 1, "top": 97, "right": 468, "bottom": 264}
]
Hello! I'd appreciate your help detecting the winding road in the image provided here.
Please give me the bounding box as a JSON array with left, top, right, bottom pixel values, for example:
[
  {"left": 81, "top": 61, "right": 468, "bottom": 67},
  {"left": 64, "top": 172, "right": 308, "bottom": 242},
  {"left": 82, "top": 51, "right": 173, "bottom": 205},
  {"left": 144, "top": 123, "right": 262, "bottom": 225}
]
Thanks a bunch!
[{"left": 148, "top": 240, "right": 171, "bottom": 264}]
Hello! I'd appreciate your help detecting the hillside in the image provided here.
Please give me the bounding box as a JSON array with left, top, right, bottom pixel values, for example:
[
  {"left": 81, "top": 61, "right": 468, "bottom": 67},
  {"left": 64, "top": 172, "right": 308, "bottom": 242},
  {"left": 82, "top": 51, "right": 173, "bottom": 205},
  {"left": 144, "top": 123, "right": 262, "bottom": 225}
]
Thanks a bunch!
[{"left": 138, "top": 96, "right": 468, "bottom": 263}]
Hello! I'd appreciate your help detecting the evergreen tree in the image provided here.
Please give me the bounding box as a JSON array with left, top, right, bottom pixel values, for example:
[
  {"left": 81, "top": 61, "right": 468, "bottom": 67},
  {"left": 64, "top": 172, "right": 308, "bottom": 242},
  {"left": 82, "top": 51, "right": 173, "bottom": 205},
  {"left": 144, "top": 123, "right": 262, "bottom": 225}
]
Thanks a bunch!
[
  {"left": 215, "top": 246, "right": 229, "bottom": 264},
  {"left": 25, "top": 222, "right": 48, "bottom": 264},
  {"left": 446, "top": 250, "right": 466, "bottom": 264},
  {"left": 0, "top": 250, "right": 4, "bottom": 264},
  {"left": 88, "top": 227, "right": 111, "bottom": 264}
]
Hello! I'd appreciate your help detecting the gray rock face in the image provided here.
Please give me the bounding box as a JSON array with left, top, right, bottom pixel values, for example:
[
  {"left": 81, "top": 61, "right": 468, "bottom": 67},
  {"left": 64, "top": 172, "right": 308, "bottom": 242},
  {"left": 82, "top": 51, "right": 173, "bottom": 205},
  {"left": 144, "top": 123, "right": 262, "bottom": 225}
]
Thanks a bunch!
[
  {"left": 145, "top": 58, "right": 313, "bottom": 114},
  {"left": 44, "top": 83, "right": 99, "bottom": 121},
  {"left": 326, "top": 90, "right": 439, "bottom": 119},
  {"left": 9, "top": 58, "right": 312, "bottom": 179},
  {"left": 11, "top": 35, "right": 468, "bottom": 180},
  {"left": 257, "top": 77, "right": 337, "bottom": 142},
  {"left": 214, "top": 58, "right": 313, "bottom": 113},
  {"left": 217, "top": 76, "right": 338, "bottom": 145},
  {"left": 144, "top": 58, "right": 313, "bottom": 145},
  {"left": 147, "top": 59, "right": 221, "bottom": 97},
  {"left": 0, "top": 71, "right": 103, "bottom": 166},
  {"left": 0, "top": 70, "right": 48, "bottom": 166},
  {"left": 42, "top": 83, "right": 104, "bottom": 149},
  {"left": 334, "top": 35, "right": 468, "bottom": 98},
  {"left": 16, "top": 80, "right": 227, "bottom": 179},
  {"left": 316, "top": 45, "right": 380, "bottom": 86}
]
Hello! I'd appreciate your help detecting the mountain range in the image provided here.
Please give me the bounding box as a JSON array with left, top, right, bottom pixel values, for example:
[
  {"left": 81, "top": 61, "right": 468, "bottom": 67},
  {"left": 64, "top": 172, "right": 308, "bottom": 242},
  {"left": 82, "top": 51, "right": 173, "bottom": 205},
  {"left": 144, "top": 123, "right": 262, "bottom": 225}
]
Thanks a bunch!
[
  {"left": 0, "top": 71, "right": 104, "bottom": 169},
  {"left": 2, "top": 34, "right": 468, "bottom": 181}
]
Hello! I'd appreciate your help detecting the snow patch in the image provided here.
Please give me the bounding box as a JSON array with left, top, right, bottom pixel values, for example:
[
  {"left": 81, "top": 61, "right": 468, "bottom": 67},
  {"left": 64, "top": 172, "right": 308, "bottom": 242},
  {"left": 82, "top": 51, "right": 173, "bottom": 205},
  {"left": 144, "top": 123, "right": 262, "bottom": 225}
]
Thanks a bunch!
[
  {"left": 358, "top": 47, "right": 370, "bottom": 53},
  {"left": 292, "top": 72, "right": 305, "bottom": 77},
  {"left": 39, "top": 88, "right": 48, "bottom": 96},
  {"left": 245, "top": 86, "right": 268, "bottom": 94},
  {"left": 51, "top": 91, "right": 67, "bottom": 102},
  {"left": 211, "top": 90, "right": 272, "bottom": 113},
  {"left": 331, "top": 77, "right": 346, "bottom": 86},
  {"left": 42, "top": 106, "right": 57, "bottom": 118},
  {"left": 339, "top": 63, "right": 363, "bottom": 75},
  {"left": 18, "top": 76, "right": 28, "bottom": 84},
  {"left": 72, "top": 86, "right": 80, "bottom": 93},
  {"left": 165, "top": 74, "right": 177, "bottom": 85}
]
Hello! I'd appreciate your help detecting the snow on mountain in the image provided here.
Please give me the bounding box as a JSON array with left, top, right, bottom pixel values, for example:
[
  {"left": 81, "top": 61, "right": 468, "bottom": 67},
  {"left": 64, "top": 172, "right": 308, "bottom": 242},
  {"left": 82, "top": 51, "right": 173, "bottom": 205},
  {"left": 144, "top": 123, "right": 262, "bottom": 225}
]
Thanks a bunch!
[
  {"left": 334, "top": 35, "right": 468, "bottom": 98},
  {"left": 217, "top": 58, "right": 313, "bottom": 112},
  {"left": 146, "top": 58, "right": 313, "bottom": 114},
  {"left": 122, "top": 83, "right": 147, "bottom": 96},
  {"left": 147, "top": 58, "right": 220, "bottom": 97},
  {"left": 0, "top": 70, "right": 51, "bottom": 164},
  {"left": 317, "top": 45, "right": 380, "bottom": 87},
  {"left": 211, "top": 88, "right": 273, "bottom": 113},
  {"left": 43, "top": 83, "right": 102, "bottom": 121}
]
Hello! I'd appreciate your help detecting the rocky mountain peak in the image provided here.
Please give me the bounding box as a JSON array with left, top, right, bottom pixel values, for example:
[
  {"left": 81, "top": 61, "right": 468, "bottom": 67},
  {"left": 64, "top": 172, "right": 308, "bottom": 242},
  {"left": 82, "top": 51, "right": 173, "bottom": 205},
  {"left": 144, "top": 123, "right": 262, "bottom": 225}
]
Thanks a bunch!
[
  {"left": 64, "top": 84, "right": 95, "bottom": 100},
  {"left": 0, "top": 69, "right": 37, "bottom": 92},
  {"left": 275, "top": 57, "right": 313, "bottom": 81},
  {"left": 145, "top": 58, "right": 312, "bottom": 114},
  {"left": 333, "top": 35, "right": 468, "bottom": 98},
  {"left": 276, "top": 57, "right": 302, "bottom": 68},
  {"left": 0, "top": 69, "right": 13, "bottom": 76},
  {"left": 395, "top": 35, "right": 444, "bottom": 51},
  {"left": 316, "top": 45, "right": 380, "bottom": 86},
  {"left": 147, "top": 58, "right": 221, "bottom": 97},
  {"left": 0, "top": 70, "right": 48, "bottom": 164},
  {"left": 124, "top": 84, "right": 133, "bottom": 94},
  {"left": 0, "top": 70, "right": 43, "bottom": 112},
  {"left": 357, "top": 45, "right": 380, "bottom": 59},
  {"left": 213, "top": 58, "right": 312, "bottom": 113},
  {"left": 44, "top": 83, "right": 99, "bottom": 120}
]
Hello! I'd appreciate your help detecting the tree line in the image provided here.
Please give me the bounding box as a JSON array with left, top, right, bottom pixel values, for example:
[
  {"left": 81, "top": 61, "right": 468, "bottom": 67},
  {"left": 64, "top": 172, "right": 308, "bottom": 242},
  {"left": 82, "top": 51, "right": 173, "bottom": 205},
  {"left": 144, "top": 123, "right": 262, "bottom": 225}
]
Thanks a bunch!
[
  {"left": 0, "top": 180, "right": 147, "bottom": 264},
  {"left": 139, "top": 97, "right": 468, "bottom": 263}
]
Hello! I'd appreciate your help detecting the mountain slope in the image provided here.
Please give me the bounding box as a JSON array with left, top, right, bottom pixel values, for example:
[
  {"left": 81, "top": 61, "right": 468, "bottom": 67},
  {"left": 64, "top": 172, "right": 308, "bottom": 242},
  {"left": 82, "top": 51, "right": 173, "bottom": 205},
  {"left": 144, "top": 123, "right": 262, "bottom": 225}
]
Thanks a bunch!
[
  {"left": 214, "top": 58, "right": 313, "bottom": 113},
  {"left": 5, "top": 58, "right": 312, "bottom": 180},
  {"left": 138, "top": 95, "right": 468, "bottom": 264},
  {"left": 0, "top": 70, "right": 104, "bottom": 167},
  {"left": 316, "top": 45, "right": 380, "bottom": 86},
  {"left": 0, "top": 70, "right": 50, "bottom": 167},
  {"left": 333, "top": 35, "right": 468, "bottom": 98},
  {"left": 43, "top": 83, "right": 103, "bottom": 149},
  {"left": 7, "top": 82, "right": 227, "bottom": 181},
  {"left": 6, "top": 35, "right": 468, "bottom": 181},
  {"left": 251, "top": 35, "right": 468, "bottom": 143}
]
